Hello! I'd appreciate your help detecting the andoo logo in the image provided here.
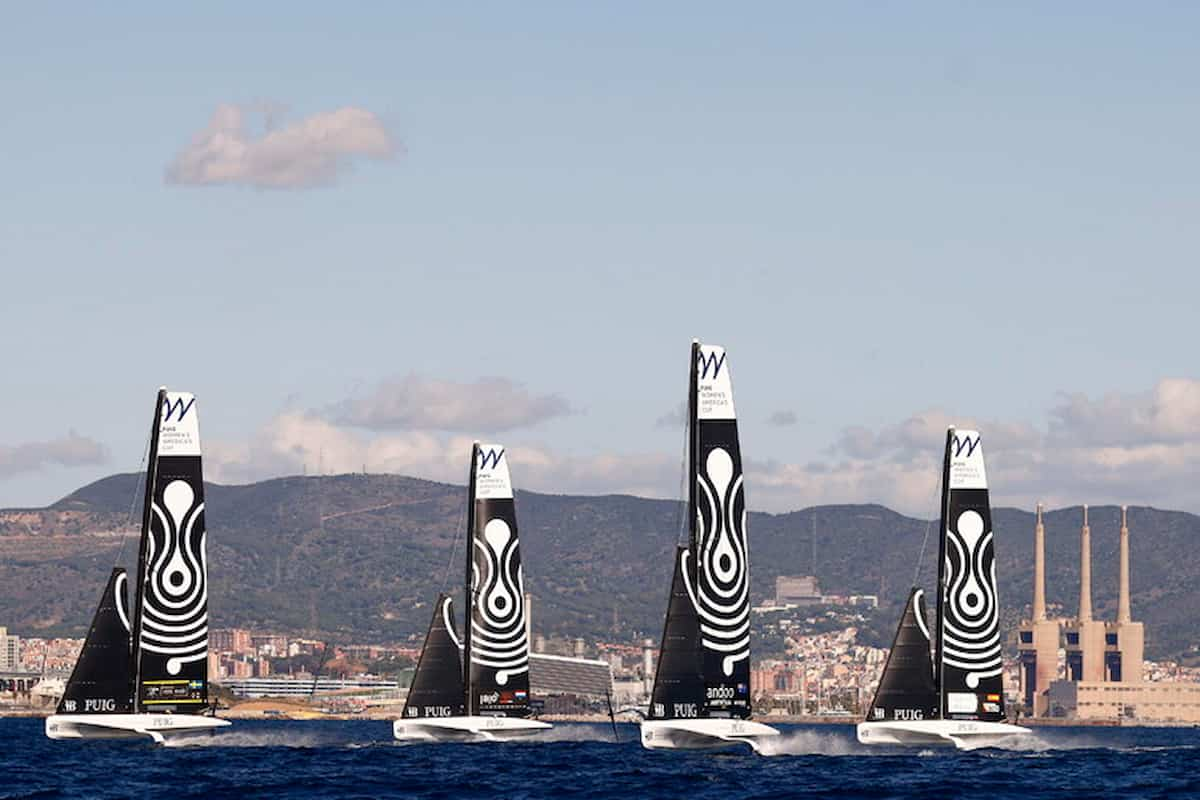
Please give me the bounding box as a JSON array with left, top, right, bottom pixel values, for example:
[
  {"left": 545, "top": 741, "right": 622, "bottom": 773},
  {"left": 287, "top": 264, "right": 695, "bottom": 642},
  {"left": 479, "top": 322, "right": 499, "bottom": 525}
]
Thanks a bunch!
[
  {"left": 696, "top": 350, "right": 726, "bottom": 380},
  {"left": 952, "top": 434, "right": 980, "bottom": 458},
  {"left": 477, "top": 448, "right": 505, "bottom": 471},
  {"left": 162, "top": 396, "right": 196, "bottom": 422}
]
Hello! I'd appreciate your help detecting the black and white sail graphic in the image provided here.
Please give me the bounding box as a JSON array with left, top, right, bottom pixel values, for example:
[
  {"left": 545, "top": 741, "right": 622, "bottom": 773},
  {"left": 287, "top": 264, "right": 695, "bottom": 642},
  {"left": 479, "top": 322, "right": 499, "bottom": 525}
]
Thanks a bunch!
[
  {"left": 936, "top": 428, "right": 1005, "bottom": 722},
  {"left": 58, "top": 568, "right": 133, "bottom": 715},
  {"left": 403, "top": 594, "right": 467, "bottom": 719},
  {"left": 467, "top": 444, "right": 531, "bottom": 717},
  {"left": 691, "top": 343, "right": 752, "bottom": 718},
  {"left": 134, "top": 390, "right": 210, "bottom": 712},
  {"left": 866, "top": 587, "right": 938, "bottom": 723},
  {"left": 649, "top": 547, "right": 706, "bottom": 720}
]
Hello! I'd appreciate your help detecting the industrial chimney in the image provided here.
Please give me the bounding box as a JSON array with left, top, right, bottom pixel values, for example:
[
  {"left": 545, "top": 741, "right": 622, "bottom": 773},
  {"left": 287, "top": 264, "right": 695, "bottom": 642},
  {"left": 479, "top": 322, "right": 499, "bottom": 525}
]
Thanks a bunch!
[
  {"left": 1018, "top": 502, "right": 1062, "bottom": 716},
  {"left": 1107, "top": 504, "right": 1144, "bottom": 683},
  {"left": 1033, "top": 503, "right": 1047, "bottom": 622},
  {"left": 1118, "top": 505, "right": 1132, "bottom": 624},
  {"left": 1078, "top": 504, "right": 1092, "bottom": 622}
]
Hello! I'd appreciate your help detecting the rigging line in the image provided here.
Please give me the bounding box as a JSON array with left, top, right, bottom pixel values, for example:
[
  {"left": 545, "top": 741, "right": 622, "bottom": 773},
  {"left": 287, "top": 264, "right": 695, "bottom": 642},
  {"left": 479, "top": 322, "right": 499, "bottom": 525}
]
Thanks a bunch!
[
  {"left": 440, "top": 498, "right": 467, "bottom": 594},
  {"left": 114, "top": 426, "right": 153, "bottom": 566},
  {"left": 912, "top": 466, "right": 943, "bottom": 588},
  {"left": 674, "top": 405, "right": 689, "bottom": 547}
]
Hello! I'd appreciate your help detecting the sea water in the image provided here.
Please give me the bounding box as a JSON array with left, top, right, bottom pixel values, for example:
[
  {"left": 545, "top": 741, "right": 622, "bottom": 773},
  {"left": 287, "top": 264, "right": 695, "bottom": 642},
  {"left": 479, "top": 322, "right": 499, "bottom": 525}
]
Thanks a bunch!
[{"left": 8, "top": 718, "right": 1200, "bottom": 799}]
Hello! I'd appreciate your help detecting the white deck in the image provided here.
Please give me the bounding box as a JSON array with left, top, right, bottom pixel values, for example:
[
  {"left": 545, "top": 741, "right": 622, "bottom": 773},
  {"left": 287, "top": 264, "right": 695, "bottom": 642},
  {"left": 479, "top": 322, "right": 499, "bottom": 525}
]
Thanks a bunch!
[
  {"left": 393, "top": 715, "right": 552, "bottom": 743},
  {"left": 640, "top": 718, "right": 780, "bottom": 753},
  {"left": 857, "top": 719, "right": 1031, "bottom": 750},
  {"left": 45, "top": 713, "right": 231, "bottom": 743}
]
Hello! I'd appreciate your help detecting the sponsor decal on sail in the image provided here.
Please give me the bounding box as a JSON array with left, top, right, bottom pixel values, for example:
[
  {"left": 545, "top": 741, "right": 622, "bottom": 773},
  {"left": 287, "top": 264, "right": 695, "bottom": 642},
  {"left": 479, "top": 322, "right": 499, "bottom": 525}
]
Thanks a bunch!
[
  {"left": 474, "top": 445, "right": 513, "bottom": 500},
  {"left": 157, "top": 392, "right": 201, "bottom": 456},
  {"left": 696, "top": 346, "right": 736, "bottom": 420},
  {"left": 947, "top": 430, "right": 986, "bottom": 489}
]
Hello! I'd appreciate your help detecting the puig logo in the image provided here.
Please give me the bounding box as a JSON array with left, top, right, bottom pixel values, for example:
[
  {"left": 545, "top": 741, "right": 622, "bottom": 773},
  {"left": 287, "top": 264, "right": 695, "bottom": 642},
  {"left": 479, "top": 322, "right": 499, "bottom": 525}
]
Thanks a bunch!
[
  {"left": 696, "top": 350, "right": 726, "bottom": 380},
  {"left": 162, "top": 395, "right": 196, "bottom": 423},
  {"left": 673, "top": 702, "right": 699, "bottom": 718}
]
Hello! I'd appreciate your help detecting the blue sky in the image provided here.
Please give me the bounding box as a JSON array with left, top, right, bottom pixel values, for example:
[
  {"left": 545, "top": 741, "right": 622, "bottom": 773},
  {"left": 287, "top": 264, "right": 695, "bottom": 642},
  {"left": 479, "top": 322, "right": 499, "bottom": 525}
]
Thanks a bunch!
[{"left": 2, "top": 3, "right": 1198, "bottom": 513}]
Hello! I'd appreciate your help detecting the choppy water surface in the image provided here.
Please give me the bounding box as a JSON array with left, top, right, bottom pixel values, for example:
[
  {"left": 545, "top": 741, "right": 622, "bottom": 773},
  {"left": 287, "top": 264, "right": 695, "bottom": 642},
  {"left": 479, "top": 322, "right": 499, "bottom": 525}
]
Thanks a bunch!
[{"left": 6, "top": 719, "right": 1199, "bottom": 799}]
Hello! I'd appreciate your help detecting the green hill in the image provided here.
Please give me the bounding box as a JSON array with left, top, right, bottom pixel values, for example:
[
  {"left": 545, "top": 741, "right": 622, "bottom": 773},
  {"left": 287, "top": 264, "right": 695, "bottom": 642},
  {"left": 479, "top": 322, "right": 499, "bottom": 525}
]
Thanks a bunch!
[{"left": 1, "top": 472, "right": 1196, "bottom": 658}]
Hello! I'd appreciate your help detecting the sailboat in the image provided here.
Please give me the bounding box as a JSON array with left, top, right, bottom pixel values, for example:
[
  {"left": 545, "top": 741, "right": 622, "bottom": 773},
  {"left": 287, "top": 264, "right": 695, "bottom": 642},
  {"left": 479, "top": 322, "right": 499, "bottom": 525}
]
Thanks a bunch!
[
  {"left": 45, "top": 388, "right": 229, "bottom": 742},
  {"left": 857, "top": 427, "right": 1029, "bottom": 749},
  {"left": 640, "top": 341, "right": 779, "bottom": 753},
  {"left": 393, "top": 443, "right": 551, "bottom": 742}
]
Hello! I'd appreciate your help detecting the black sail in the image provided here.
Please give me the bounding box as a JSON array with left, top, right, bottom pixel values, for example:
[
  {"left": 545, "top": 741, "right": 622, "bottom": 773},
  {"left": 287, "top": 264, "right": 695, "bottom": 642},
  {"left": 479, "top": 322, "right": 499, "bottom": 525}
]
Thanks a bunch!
[
  {"left": 936, "top": 428, "right": 1005, "bottom": 722},
  {"left": 691, "top": 343, "right": 752, "bottom": 718},
  {"left": 865, "top": 587, "right": 938, "bottom": 723},
  {"left": 649, "top": 547, "right": 706, "bottom": 720},
  {"left": 466, "top": 444, "right": 532, "bottom": 717},
  {"left": 403, "top": 595, "right": 467, "bottom": 719},
  {"left": 57, "top": 569, "right": 133, "bottom": 715},
  {"left": 133, "top": 390, "right": 211, "bottom": 713}
]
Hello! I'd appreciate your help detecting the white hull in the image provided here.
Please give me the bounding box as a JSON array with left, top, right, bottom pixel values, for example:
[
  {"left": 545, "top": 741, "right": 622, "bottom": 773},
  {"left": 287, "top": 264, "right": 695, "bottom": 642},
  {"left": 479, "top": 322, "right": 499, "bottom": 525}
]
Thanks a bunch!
[
  {"left": 45, "top": 713, "right": 231, "bottom": 743},
  {"left": 640, "top": 718, "right": 780, "bottom": 753},
  {"left": 857, "top": 719, "right": 1031, "bottom": 750},
  {"left": 393, "top": 715, "right": 552, "bottom": 743}
]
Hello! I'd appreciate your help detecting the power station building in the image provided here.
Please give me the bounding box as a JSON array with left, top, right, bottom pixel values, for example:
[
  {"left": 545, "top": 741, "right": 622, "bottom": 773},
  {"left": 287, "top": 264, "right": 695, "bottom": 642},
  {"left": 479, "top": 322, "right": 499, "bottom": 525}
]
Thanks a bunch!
[{"left": 1018, "top": 505, "right": 1200, "bottom": 723}]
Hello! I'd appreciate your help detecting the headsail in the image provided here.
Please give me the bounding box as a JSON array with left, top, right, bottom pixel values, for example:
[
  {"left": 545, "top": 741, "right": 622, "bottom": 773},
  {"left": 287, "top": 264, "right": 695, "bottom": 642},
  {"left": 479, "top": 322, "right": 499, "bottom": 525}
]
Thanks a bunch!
[
  {"left": 865, "top": 587, "right": 937, "bottom": 723},
  {"left": 403, "top": 594, "right": 467, "bottom": 719},
  {"left": 691, "top": 343, "right": 751, "bottom": 718},
  {"left": 58, "top": 569, "right": 133, "bottom": 715},
  {"left": 936, "top": 428, "right": 1005, "bottom": 722},
  {"left": 649, "top": 547, "right": 706, "bottom": 720},
  {"left": 466, "top": 444, "right": 531, "bottom": 717},
  {"left": 132, "top": 389, "right": 211, "bottom": 713}
]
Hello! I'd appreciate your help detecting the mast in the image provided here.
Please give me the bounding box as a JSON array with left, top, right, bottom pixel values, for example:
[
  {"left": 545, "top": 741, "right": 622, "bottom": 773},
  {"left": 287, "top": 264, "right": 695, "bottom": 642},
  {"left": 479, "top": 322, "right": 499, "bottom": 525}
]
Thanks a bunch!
[
  {"left": 130, "top": 387, "right": 166, "bottom": 712},
  {"left": 933, "top": 426, "right": 954, "bottom": 717},
  {"left": 463, "top": 441, "right": 479, "bottom": 715},
  {"left": 687, "top": 339, "right": 699, "bottom": 562}
]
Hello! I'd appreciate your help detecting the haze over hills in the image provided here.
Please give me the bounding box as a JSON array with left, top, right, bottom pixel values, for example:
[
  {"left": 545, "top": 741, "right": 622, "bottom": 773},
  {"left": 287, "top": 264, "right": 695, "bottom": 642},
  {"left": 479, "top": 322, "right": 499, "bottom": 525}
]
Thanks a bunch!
[{"left": 1, "top": 472, "right": 1197, "bottom": 659}]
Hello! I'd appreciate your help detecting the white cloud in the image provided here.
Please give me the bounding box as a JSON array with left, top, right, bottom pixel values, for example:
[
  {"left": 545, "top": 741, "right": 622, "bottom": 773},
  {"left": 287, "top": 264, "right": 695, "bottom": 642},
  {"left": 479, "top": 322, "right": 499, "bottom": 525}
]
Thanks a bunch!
[
  {"left": 762, "top": 378, "right": 1200, "bottom": 514},
  {"left": 327, "top": 375, "right": 571, "bottom": 432},
  {"left": 205, "top": 410, "right": 675, "bottom": 500},
  {"left": 165, "top": 104, "right": 397, "bottom": 189},
  {"left": 205, "top": 377, "right": 1200, "bottom": 516},
  {"left": 0, "top": 432, "right": 108, "bottom": 480}
]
